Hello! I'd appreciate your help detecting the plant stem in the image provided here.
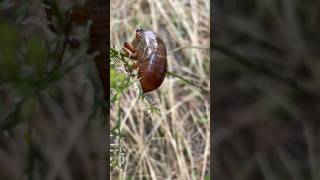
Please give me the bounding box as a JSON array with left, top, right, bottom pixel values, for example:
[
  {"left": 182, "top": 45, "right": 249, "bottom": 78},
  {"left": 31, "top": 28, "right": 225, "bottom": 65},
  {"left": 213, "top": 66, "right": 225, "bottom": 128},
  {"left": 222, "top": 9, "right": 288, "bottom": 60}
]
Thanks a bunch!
[{"left": 166, "top": 71, "right": 209, "bottom": 94}]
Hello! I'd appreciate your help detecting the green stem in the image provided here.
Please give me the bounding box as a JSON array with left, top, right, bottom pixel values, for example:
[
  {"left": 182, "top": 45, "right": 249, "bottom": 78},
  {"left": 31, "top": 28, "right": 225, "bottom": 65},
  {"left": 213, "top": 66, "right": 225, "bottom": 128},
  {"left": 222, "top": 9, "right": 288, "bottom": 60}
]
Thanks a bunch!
[
  {"left": 169, "top": 46, "right": 209, "bottom": 55},
  {"left": 166, "top": 71, "right": 209, "bottom": 94}
]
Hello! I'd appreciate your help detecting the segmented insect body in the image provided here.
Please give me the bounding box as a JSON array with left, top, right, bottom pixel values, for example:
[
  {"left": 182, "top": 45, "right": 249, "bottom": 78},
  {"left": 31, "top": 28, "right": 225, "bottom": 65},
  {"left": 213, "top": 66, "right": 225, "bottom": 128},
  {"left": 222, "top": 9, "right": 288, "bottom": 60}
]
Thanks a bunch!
[{"left": 132, "top": 29, "right": 167, "bottom": 93}]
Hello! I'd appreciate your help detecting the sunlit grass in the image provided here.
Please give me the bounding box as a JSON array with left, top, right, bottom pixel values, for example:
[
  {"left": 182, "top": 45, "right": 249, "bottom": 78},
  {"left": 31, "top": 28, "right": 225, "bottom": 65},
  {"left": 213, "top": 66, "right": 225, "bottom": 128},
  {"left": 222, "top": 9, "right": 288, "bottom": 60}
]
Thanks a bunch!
[{"left": 110, "top": 0, "right": 210, "bottom": 179}]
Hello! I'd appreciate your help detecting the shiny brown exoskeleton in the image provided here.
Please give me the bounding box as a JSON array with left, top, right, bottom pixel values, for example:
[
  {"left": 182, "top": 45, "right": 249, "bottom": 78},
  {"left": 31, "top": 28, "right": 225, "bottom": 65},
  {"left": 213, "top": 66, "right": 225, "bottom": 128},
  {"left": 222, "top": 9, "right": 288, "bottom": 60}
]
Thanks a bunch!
[{"left": 122, "top": 28, "right": 167, "bottom": 93}]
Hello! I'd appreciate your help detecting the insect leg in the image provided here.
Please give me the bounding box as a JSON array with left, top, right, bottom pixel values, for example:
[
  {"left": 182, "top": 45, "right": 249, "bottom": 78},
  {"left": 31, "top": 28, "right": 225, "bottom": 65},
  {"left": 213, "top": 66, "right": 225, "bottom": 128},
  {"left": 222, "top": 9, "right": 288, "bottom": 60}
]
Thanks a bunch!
[
  {"left": 124, "top": 62, "right": 139, "bottom": 73},
  {"left": 132, "top": 63, "right": 139, "bottom": 69},
  {"left": 122, "top": 45, "right": 137, "bottom": 60},
  {"left": 124, "top": 42, "right": 136, "bottom": 53}
]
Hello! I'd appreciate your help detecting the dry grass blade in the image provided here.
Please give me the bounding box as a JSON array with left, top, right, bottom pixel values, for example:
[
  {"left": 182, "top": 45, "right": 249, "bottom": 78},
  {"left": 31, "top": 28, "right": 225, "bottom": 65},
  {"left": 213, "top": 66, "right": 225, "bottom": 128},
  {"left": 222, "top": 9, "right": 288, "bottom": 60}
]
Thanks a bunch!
[{"left": 110, "top": 0, "right": 210, "bottom": 179}]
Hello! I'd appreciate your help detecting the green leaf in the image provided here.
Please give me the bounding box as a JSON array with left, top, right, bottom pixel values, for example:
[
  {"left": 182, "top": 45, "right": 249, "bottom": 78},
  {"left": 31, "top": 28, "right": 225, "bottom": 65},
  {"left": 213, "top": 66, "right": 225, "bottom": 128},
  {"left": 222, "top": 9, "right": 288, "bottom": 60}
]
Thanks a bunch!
[
  {"left": 25, "top": 36, "right": 48, "bottom": 73},
  {"left": 0, "top": 21, "right": 20, "bottom": 77},
  {"left": 0, "top": 21, "right": 19, "bottom": 49},
  {"left": 110, "top": 67, "right": 117, "bottom": 88},
  {"left": 19, "top": 96, "right": 37, "bottom": 121}
]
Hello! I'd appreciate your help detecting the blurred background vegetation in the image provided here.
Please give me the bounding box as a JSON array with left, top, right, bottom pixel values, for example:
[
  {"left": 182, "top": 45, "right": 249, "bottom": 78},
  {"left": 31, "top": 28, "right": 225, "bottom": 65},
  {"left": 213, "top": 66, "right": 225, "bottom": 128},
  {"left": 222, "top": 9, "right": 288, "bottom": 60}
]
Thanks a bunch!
[
  {"left": 0, "top": 0, "right": 106, "bottom": 180},
  {"left": 1, "top": 0, "right": 210, "bottom": 179},
  {"left": 213, "top": 0, "right": 320, "bottom": 179},
  {"left": 110, "top": 0, "right": 210, "bottom": 179}
]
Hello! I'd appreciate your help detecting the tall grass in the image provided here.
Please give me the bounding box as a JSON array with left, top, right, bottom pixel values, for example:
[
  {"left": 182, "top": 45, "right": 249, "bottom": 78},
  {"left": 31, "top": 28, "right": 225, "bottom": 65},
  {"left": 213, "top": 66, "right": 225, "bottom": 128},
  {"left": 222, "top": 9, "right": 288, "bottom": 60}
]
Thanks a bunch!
[{"left": 110, "top": 0, "right": 210, "bottom": 179}]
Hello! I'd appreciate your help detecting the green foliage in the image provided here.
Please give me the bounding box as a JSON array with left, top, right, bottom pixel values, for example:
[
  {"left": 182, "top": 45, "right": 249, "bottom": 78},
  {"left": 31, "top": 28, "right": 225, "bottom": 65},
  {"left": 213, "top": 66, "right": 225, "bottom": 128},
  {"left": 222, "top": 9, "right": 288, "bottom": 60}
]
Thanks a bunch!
[
  {"left": 25, "top": 37, "right": 47, "bottom": 66},
  {"left": 0, "top": 21, "right": 50, "bottom": 81},
  {"left": 142, "top": 96, "right": 160, "bottom": 115},
  {"left": 110, "top": 48, "right": 138, "bottom": 104},
  {"left": 25, "top": 36, "right": 48, "bottom": 75},
  {"left": 0, "top": 21, "right": 20, "bottom": 77},
  {"left": 0, "top": 1, "right": 104, "bottom": 180},
  {"left": 109, "top": 48, "right": 132, "bottom": 169},
  {"left": 110, "top": 68, "right": 126, "bottom": 92},
  {"left": 0, "top": 5, "right": 90, "bottom": 131},
  {"left": 19, "top": 96, "right": 37, "bottom": 121},
  {"left": 109, "top": 47, "right": 163, "bottom": 170}
]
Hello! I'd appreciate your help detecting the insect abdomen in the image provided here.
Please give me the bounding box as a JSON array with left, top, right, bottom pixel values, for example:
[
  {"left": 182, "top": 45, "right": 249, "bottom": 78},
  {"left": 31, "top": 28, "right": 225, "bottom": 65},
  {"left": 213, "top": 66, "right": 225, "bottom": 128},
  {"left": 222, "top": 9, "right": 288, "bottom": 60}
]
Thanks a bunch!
[
  {"left": 136, "top": 33, "right": 167, "bottom": 93},
  {"left": 139, "top": 52, "right": 167, "bottom": 93}
]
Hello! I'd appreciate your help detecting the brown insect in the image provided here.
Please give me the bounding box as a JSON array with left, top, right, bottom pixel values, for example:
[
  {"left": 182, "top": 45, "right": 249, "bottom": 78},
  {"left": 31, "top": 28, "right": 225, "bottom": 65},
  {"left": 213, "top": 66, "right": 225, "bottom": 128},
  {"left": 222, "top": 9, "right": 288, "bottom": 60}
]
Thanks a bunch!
[{"left": 122, "top": 27, "right": 167, "bottom": 93}]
